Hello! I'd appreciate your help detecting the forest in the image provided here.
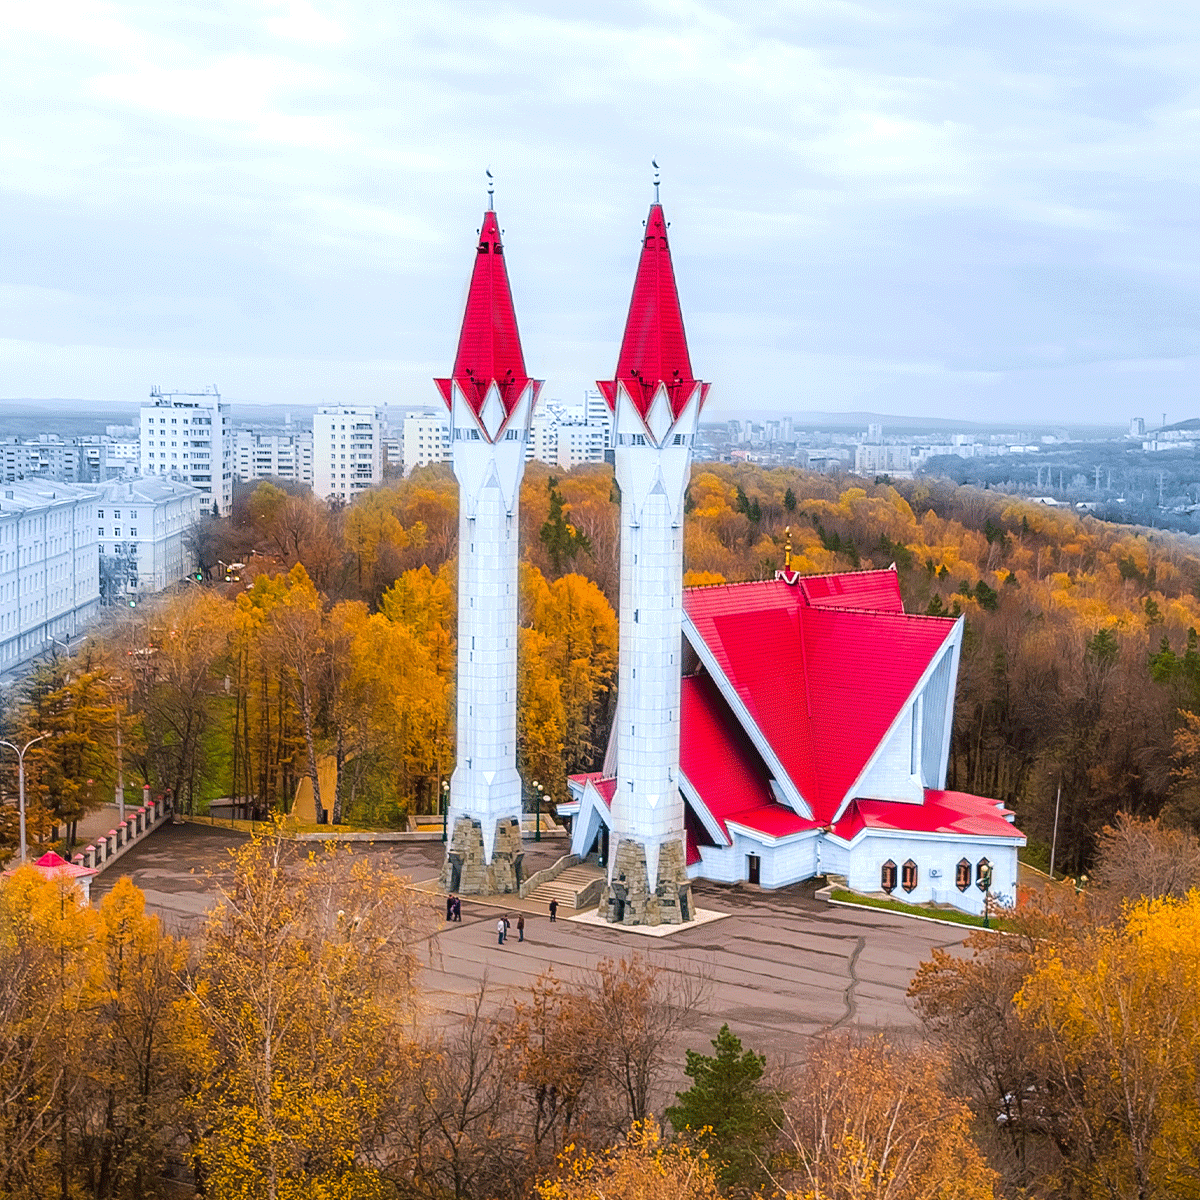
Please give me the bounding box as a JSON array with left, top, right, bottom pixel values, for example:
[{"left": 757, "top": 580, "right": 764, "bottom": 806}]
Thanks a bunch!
[{"left": 6, "top": 459, "right": 1200, "bottom": 871}]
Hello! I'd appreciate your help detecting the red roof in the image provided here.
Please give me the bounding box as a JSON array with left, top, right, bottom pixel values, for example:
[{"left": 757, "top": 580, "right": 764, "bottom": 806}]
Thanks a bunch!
[
  {"left": 434, "top": 209, "right": 537, "bottom": 417},
  {"left": 834, "top": 790, "right": 1021, "bottom": 842},
  {"left": 799, "top": 568, "right": 903, "bottom": 614},
  {"left": 1, "top": 850, "right": 98, "bottom": 882},
  {"left": 684, "top": 575, "right": 956, "bottom": 823},
  {"left": 724, "top": 804, "right": 819, "bottom": 839},
  {"left": 598, "top": 203, "right": 709, "bottom": 419},
  {"left": 680, "top": 673, "right": 778, "bottom": 839}
]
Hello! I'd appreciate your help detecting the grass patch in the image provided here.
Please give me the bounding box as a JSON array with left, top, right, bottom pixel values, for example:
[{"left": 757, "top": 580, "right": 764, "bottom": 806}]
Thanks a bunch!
[{"left": 829, "top": 888, "right": 1009, "bottom": 930}]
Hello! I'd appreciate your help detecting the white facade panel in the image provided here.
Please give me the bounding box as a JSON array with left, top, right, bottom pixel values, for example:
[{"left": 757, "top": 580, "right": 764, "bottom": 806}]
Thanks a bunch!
[
  {"left": 0, "top": 482, "right": 100, "bottom": 670},
  {"left": 313, "top": 406, "right": 381, "bottom": 502},
  {"left": 139, "top": 388, "right": 232, "bottom": 515}
]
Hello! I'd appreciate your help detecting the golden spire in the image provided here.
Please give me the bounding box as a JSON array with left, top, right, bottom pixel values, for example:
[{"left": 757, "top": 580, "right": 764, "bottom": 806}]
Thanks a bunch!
[{"left": 784, "top": 525, "right": 793, "bottom": 571}]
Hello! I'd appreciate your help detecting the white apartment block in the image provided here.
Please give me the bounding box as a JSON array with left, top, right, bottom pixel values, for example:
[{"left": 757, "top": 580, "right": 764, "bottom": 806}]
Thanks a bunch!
[
  {"left": 92, "top": 477, "right": 204, "bottom": 605},
  {"left": 0, "top": 482, "right": 100, "bottom": 671},
  {"left": 139, "top": 387, "right": 232, "bottom": 515},
  {"left": 233, "top": 430, "right": 314, "bottom": 486},
  {"left": 525, "top": 393, "right": 612, "bottom": 471},
  {"left": 313, "top": 406, "right": 382, "bottom": 502},
  {"left": 403, "top": 410, "right": 450, "bottom": 474}
]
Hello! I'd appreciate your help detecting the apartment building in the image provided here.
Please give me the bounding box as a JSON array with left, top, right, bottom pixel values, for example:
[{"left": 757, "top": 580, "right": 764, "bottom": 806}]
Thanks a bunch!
[
  {"left": 232, "top": 429, "right": 314, "bottom": 486},
  {"left": 139, "top": 387, "right": 232, "bottom": 515},
  {"left": 313, "top": 406, "right": 382, "bottom": 502},
  {"left": 402, "top": 410, "right": 451, "bottom": 474},
  {"left": 0, "top": 482, "right": 100, "bottom": 671},
  {"left": 92, "top": 477, "right": 204, "bottom": 605}
]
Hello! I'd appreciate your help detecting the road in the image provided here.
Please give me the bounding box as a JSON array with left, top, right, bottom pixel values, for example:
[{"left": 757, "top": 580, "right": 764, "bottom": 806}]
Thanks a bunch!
[{"left": 95, "top": 824, "right": 964, "bottom": 1063}]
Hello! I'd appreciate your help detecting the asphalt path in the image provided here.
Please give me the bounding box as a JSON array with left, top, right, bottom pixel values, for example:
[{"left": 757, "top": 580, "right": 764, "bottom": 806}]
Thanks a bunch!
[{"left": 95, "top": 824, "right": 965, "bottom": 1065}]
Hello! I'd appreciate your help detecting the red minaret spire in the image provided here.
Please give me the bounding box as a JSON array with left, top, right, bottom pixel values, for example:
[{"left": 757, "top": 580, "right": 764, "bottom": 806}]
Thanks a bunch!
[
  {"left": 435, "top": 208, "right": 535, "bottom": 417},
  {"left": 598, "top": 203, "right": 709, "bottom": 419}
]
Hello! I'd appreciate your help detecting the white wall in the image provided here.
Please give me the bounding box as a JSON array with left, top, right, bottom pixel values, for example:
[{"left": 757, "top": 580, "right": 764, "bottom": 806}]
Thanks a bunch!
[
  {"left": 313, "top": 406, "right": 381, "bottom": 502},
  {"left": 0, "top": 483, "right": 100, "bottom": 668}
]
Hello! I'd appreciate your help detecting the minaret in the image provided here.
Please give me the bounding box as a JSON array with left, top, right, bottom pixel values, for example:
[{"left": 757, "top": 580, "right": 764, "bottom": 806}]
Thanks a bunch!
[
  {"left": 598, "top": 193, "right": 710, "bottom": 925},
  {"left": 436, "top": 191, "right": 541, "bottom": 895}
]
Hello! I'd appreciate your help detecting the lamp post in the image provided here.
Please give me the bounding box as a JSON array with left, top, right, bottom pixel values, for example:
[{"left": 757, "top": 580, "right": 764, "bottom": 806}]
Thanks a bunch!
[
  {"left": 441, "top": 780, "right": 450, "bottom": 843},
  {"left": 980, "top": 861, "right": 994, "bottom": 929},
  {"left": 532, "top": 779, "right": 544, "bottom": 843},
  {"left": 0, "top": 733, "right": 51, "bottom": 863}
]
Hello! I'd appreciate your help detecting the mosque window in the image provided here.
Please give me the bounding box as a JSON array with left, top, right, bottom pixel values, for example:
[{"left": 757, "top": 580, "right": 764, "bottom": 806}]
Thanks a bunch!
[
  {"left": 881, "top": 860, "right": 897, "bottom": 894},
  {"left": 956, "top": 858, "right": 971, "bottom": 891},
  {"left": 902, "top": 860, "right": 918, "bottom": 893}
]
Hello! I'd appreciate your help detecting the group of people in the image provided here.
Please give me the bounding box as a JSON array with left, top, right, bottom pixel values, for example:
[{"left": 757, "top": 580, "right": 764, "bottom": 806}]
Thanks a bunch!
[{"left": 445, "top": 895, "right": 561, "bottom": 944}]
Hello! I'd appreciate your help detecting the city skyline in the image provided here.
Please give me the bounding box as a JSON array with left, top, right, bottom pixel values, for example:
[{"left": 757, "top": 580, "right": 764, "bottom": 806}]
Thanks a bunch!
[{"left": 2, "top": 2, "right": 1197, "bottom": 425}]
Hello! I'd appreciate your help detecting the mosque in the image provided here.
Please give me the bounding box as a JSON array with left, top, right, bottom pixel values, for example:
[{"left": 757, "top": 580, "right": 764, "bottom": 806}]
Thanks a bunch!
[{"left": 438, "top": 179, "right": 1024, "bottom": 924}]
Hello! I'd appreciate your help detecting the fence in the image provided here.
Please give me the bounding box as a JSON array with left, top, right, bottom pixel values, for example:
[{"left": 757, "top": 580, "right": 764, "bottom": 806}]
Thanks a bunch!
[{"left": 72, "top": 793, "right": 174, "bottom": 873}]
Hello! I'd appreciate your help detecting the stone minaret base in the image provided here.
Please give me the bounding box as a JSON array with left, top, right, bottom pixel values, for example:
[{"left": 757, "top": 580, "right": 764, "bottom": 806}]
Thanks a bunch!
[
  {"left": 439, "top": 817, "right": 524, "bottom": 895},
  {"left": 601, "top": 837, "right": 693, "bottom": 926}
]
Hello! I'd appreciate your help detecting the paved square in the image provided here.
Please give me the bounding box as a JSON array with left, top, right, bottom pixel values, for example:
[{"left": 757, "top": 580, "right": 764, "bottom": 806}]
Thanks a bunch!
[{"left": 92, "top": 823, "right": 967, "bottom": 1064}]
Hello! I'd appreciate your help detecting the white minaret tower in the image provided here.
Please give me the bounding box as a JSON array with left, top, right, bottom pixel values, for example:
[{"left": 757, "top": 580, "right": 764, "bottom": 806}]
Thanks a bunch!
[
  {"left": 437, "top": 190, "right": 541, "bottom": 895},
  {"left": 598, "top": 188, "right": 709, "bottom": 924}
]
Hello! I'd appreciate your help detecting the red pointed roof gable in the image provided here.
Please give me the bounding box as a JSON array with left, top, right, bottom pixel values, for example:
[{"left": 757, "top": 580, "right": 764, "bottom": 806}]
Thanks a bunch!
[
  {"left": 435, "top": 209, "right": 533, "bottom": 416},
  {"left": 683, "top": 575, "right": 958, "bottom": 822},
  {"left": 598, "top": 203, "right": 709, "bottom": 418}
]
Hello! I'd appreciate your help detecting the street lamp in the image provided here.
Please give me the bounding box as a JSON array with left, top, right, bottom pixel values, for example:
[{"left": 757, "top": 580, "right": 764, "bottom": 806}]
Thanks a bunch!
[
  {"left": 979, "top": 860, "right": 994, "bottom": 929},
  {"left": 441, "top": 780, "right": 450, "bottom": 843},
  {"left": 532, "top": 779, "right": 544, "bottom": 843},
  {"left": 0, "top": 733, "right": 51, "bottom": 863}
]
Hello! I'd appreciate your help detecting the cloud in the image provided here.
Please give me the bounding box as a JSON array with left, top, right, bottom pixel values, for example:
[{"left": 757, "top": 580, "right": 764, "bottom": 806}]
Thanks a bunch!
[{"left": 0, "top": 0, "right": 1197, "bottom": 422}]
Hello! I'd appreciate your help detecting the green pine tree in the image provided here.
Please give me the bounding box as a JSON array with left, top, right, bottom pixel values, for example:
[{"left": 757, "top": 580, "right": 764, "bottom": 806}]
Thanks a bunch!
[{"left": 665, "top": 1024, "right": 780, "bottom": 1192}]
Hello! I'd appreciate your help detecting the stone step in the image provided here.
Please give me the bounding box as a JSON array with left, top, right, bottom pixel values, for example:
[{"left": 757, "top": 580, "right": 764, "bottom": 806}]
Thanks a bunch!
[{"left": 526, "top": 864, "right": 605, "bottom": 909}]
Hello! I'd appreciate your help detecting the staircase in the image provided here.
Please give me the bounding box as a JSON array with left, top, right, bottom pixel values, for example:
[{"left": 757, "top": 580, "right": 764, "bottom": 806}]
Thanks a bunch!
[{"left": 525, "top": 863, "right": 606, "bottom": 911}]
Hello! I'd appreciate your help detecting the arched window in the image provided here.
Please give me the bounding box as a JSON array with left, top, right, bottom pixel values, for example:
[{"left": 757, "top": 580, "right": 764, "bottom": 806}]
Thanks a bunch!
[
  {"left": 956, "top": 859, "right": 971, "bottom": 891},
  {"left": 881, "top": 860, "right": 897, "bottom": 894},
  {"left": 902, "top": 859, "right": 918, "bottom": 893},
  {"left": 976, "top": 858, "right": 992, "bottom": 892}
]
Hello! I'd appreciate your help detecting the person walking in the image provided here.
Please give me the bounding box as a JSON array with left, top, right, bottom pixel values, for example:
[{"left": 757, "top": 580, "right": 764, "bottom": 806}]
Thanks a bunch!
[
  {"left": 517, "top": 914, "right": 525, "bottom": 942},
  {"left": 497, "top": 917, "right": 506, "bottom": 945},
  {"left": 452, "top": 896, "right": 462, "bottom": 922},
  {"left": 503, "top": 915, "right": 511, "bottom": 940},
  {"left": 446, "top": 894, "right": 454, "bottom": 921},
  {"left": 548, "top": 898, "right": 558, "bottom": 922}
]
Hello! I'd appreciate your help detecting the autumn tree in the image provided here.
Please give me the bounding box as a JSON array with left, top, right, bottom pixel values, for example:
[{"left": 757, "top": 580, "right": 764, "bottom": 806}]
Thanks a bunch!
[
  {"left": 259, "top": 564, "right": 331, "bottom": 823},
  {"left": 536, "top": 1118, "right": 719, "bottom": 1200},
  {"left": 775, "top": 1033, "right": 1001, "bottom": 1200},
  {"left": 1013, "top": 894, "right": 1200, "bottom": 1199},
  {"left": 0, "top": 866, "right": 102, "bottom": 1199},
  {"left": 14, "top": 641, "right": 126, "bottom": 851},
  {"left": 186, "top": 824, "right": 432, "bottom": 1198},
  {"left": 123, "top": 587, "right": 234, "bottom": 814}
]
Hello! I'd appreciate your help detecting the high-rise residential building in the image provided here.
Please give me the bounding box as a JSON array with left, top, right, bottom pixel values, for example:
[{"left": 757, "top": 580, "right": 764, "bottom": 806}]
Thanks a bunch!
[
  {"left": 402, "top": 410, "right": 451, "bottom": 474},
  {"left": 232, "top": 430, "right": 314, "bottom": 486},
  {"left": 139, "top": 387, "right": 232, "bottom": 515},
  {"left": 0, "top": 481, "right": 100, "bottom": 671},
  {"left": 524, "top": 394, "right": 611, "bottom": 471},
  {"left": 437, "top": 202, "right": 539, "bottom": 896},
  {"left": 312, "top": 406, "right": 381, "bottom": 502},
  {"left": 91, "top": 477, "right": 205, "bottom": 605}
]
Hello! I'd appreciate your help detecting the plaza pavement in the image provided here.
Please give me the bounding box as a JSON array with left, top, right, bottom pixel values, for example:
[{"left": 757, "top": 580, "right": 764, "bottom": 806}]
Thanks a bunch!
[{"left": 92, "top": 822, "right": 967, "bottom": 1062}]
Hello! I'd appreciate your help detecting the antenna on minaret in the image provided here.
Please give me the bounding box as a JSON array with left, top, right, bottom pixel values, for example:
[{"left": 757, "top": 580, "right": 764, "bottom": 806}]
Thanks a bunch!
[
  {"left": 486, "top": 168, "right": 494, "bottom": 211},
  {"left": 652, "top": 159, "right": 660, "bottom": 203}
]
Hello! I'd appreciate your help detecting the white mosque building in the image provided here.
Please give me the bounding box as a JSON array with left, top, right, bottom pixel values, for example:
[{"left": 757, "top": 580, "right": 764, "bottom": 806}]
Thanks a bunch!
[{"left": 438, "top": 186, "right": 1025, "bottom": 923}]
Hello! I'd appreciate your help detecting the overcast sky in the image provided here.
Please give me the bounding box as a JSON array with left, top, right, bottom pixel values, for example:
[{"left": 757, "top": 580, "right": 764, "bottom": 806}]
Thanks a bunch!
[{"left": 2, "top": 0, "right": 1198, "bottom": 425}]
